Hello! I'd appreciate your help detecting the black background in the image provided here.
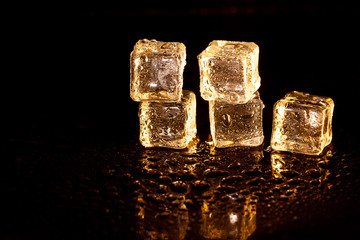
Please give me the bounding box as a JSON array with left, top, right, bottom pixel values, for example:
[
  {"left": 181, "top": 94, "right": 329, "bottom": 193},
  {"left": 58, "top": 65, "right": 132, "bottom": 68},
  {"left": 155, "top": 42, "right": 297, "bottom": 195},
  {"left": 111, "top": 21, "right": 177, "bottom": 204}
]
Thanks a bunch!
[{"left": 9, "top": 1, "right": 360, "bottom": 142}]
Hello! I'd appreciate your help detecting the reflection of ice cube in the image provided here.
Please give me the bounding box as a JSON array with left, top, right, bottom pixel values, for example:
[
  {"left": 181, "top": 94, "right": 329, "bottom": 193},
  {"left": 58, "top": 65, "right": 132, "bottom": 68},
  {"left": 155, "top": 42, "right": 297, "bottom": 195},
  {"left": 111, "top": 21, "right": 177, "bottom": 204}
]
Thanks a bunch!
[
  {"left": 198, "top": 40, "right": 260, "bottom": 104},
  {"left": 130, "top": 39, "right": 186, "bottom": 102},
  {"left": 271, "top": 91, "right": 334, "bottom": 155},
  {"left": 270, "top": 151, "right": 327, "bottom": 181},
  {"left": 136, "top": 196, "right": 189, "bottom": 240},
  {"left": 209, "top": 91, "right": 264, "bottom": 148},
  {"left": 139, "top": 90, "right": 197, "bottom": 149},
  {"left": 200, "top": 196, "right": 256, "bottom": 240}
]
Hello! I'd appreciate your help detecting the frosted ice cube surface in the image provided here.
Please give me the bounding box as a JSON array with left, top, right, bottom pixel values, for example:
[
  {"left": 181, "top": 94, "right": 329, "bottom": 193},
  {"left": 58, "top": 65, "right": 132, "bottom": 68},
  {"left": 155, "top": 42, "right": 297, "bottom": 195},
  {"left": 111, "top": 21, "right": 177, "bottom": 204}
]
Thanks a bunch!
[
  {"left": 130, "top": 39, "right": 186, "bottom": 102},
  {"left": 198, "top": 40, "right": 260, "bottom": 104},
  {"left": 139, "top": 90, "right": 197, "bottom": 149},
  {"left": 271, "top": 91, "right": 334, "bottom": 155},
  {"left": 209, "top": 91, "right": 264, "bottom": 148}
]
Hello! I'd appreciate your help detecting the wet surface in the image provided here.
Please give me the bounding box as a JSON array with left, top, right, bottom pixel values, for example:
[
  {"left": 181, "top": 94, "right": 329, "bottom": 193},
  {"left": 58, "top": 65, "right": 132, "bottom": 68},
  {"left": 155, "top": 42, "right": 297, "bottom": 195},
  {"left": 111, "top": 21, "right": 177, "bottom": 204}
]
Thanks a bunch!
[{"left": 4, "top": 129, "right": 360, "bottom": 239}]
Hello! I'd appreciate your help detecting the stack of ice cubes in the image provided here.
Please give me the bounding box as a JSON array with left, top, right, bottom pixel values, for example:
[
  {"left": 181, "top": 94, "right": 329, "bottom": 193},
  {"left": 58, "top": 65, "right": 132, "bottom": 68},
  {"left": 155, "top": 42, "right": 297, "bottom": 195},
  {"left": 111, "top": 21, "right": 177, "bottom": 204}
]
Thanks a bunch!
[
  {"left": 130, "top": 39, "right": 197, "bottom": 149},
  {"left": 198, "top": 40, "right": 264, "bottom": 148}
]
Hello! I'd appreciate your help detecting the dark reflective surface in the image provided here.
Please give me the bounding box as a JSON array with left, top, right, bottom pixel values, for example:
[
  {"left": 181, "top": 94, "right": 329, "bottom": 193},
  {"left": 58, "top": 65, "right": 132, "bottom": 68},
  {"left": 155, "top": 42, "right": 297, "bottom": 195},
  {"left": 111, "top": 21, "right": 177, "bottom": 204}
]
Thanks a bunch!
[{"left": 4, "top": 130, "right": 360, "bottom": 239}]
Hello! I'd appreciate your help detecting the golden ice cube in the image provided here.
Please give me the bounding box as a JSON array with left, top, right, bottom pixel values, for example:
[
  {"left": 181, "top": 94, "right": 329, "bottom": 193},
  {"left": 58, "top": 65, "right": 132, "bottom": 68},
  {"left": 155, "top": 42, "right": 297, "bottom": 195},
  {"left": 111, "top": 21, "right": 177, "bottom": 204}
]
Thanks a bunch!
[
  {"left": 209, "top": 91, "right": 264, "bottom": 148},
  {"left": 198, "top": 40, "right": 260, "bottom": 104},
  {"left": 139, "top": 90, "right": 197, "bottom": 149},
  {"left": 130, "top": 39, "right": 186, "bottom": 102},
  {"left": 271, "top": 91, "right": 334, "bottom": 155}
]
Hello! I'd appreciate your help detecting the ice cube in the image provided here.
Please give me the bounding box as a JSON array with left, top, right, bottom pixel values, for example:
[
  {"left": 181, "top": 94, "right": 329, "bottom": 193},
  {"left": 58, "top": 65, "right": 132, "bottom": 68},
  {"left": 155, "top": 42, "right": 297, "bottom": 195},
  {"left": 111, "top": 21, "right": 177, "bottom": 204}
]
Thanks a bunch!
[
  {"left": 139, "top": 90, "right": 197, "bottom": 149},
  {"left": 209, "top": 91, "right": 264, "bottom": 148},
  {"left": 130, "top": 39, "right": 186, "bottom": 102},
  {"left": 271, "top": 91, "right": 334, "bottom": 155},
  {"left": 198, "top": 40, "right": 260, "bottom": 104}
]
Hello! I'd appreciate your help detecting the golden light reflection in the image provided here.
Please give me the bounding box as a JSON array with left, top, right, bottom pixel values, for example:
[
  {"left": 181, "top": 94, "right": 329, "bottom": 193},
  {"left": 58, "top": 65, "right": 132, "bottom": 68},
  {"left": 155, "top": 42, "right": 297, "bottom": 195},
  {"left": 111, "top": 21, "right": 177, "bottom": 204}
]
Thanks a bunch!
[
  {"left": 136, "top": 196, "right": 189, "bottom": 240},
  {"left": 184, "top": 135, "right": 201, "bottom": 154},
  {"left": 270, "top": 153, "right": 286, "bottom": 179},
  {"left": 270, "top": 150, "right": 331, "bottom": 194},
  {"left": 210, "top": 143, "right": 264, "bottom": 164},
  {"left": 137, "top": 195, "right": 145, "bottom": 220},
  {"left": 202, "top": 199, "right": 209, "bottom": 214},
  {"left": 229, "top": 212, "right": 238, "bottom": 224},
  {"left": 200, "top": 197, "right": 256, "bottom": 240}
]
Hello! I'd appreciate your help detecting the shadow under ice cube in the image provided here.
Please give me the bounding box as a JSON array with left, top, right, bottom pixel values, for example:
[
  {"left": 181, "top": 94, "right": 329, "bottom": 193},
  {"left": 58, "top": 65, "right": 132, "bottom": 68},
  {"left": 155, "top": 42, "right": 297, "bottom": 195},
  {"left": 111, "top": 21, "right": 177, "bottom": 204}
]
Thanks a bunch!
[
  {"left": 139, "top": 90, "right": 197, "bottom": 149},
  {"left": 209, "top": 91, "right": 264, "bottom": 148},
  {"left": 271, "top": 91, "right": 334, "bottom": 155},
  {"left": 130, "top": 39, "right": 186, "bottom": 102}
]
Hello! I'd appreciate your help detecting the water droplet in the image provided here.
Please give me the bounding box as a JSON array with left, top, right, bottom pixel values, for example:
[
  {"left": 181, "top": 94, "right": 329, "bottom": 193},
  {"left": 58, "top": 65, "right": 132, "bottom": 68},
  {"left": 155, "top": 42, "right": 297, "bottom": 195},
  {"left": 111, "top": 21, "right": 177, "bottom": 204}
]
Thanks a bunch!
[
  {"left": 170, "top": 181, "right": 188, "bottom": 193},
  {"left": 272, "top": 186, "right": 282, "bottom": 193},
  {"left": 221, "top": 175, "right": 244, "bottom": 184},
  {"left": 285, "top": 189, "right": 295, "bottom": 196},
  {"left": 181, "top": 172, "right": 197, "bottom": 181},
  {"left": 204, "top": 159, "right": 220, "bottom": 166},
  {"left": 165, "top": 159, "right": 178, "bottom": 166},
  {"left": 157, "top": 184, "right": 168, "bottom": 194},
  {"left": 144, "top": 194, "right": 165, "bottom": 204},
  {"left": 192, "top": 180, "right": 210, "bottom": 192},
  {"left": 235, "top": 195, "right": 247, "bottom": 202},
  {"left": 142, "top": 169, "right": 161, "bottom": 179},
  {"left": 246, "top": 177, "right": 266, "bottom": 186},
  {"left": 279, "top": 195, "right": 289, "bottom": 200},
  {"left": 201, "top": 192, "right": 213, "bottom": 199},
  {"left": 288, "top": 178, "right": 304, "bottom": 186},
  {"left": 242, "top": 167, "right": 262, "bottom": 176},
  {"left": 184, "top": 199, "right": 194, "bottom": 208},
  {"left": 239, "top": 189, "right": 250, "bottom": 195},
  {"left": 254, "top": 190, "right": 264, "bottom": 197},
  {"left": 148, "top": 163, "right": 159, "bottom": 169},
  {"left": 318, "top": 160, "right": 333, "bottom": 169},
  {"left": 310, "top": 179, "right": 320, "bottom": 186},
  {"left": 216, "top": 185, "right": 237, "bottom": 193},
  {"left": 228, "top": 162, "right": 242, "bottom": 169},
  {"left": 156, "top": 211, "right": 171, "bottom": 218},
  {"left": 204, "top": 169, "right": 229, "bottom": 178},
  {"left": 179, "top": 203, "right": 188, "bottom": 211},
  {"left": 270, "top": 178, "right": 284, "bottom": 184},
  {"left": 170, "top": 199, "right": 181, "bottom": 206},
  {"left": 126, "top": 180, "right": 143, "bottom": 190},
  {"left": 158, "top": 175, "right": 172, "bottom": 183},
  {"left": 305, "top": 169, "right": 321, "bottom": 178},
  {"left": 184, "top": 158, "right": 197, "bottom": 164},
  {"left": 182, "top": 152, "right": 200, "bottom": 157},
  {"left": 147, "top": 157, "right": 161, "bottom": 162},
  {"left": 115, "top": 173, "right": 132, "bottom": 182},
  {"left": 280, "top": 170, "right": 299, "bottom": 178}
]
